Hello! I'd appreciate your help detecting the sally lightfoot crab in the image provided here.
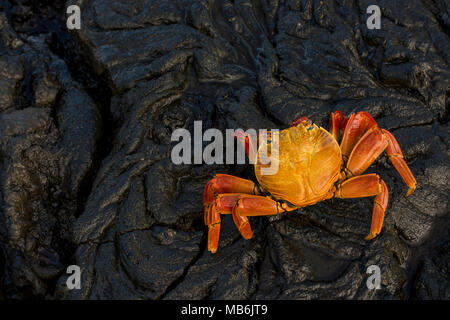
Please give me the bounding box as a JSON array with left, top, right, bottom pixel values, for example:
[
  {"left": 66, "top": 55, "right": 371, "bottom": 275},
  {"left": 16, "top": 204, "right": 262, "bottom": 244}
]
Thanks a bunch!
[{"left": 203, "top": 111, "right": 417, "bottom": 253}]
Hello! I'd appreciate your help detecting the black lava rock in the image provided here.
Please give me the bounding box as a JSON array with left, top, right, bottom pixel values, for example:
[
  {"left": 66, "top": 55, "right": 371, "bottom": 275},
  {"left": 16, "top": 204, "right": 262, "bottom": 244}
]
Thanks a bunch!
[{"left": 0, "top": 0, "right": 448, "bottom": 299}]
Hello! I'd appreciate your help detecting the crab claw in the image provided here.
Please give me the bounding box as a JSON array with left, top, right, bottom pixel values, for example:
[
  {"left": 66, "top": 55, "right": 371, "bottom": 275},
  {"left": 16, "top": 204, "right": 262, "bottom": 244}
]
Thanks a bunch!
[
  {"left": 232, "top": 130, "right": 257, "bottom": 162},
  {"left": 291, "top": 116, "right": 308, "bottom": 127}
]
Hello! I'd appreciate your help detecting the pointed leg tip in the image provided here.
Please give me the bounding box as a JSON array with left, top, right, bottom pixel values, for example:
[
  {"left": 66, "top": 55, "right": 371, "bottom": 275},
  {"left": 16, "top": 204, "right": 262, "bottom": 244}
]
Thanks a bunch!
[
  {"left": 364, "top": 232, "right": 377, "bottom": 241},
  {"left": 242, "top": 231, "right": 253, "bottom": 240},
  {"left": 209, "top": 247, "right": 217, "bottom": 254},
  {"left": 207, "top": 240, "right": 218, "bottom": 254},
  {"left": 405, "top": 187, "right": 415, "bottom": 198},
  {"left": 207, "top": 223, "right": 220, "bottom": 253},
  {"left": 238, "top": 222, "right": 253, "bottom": 240}
]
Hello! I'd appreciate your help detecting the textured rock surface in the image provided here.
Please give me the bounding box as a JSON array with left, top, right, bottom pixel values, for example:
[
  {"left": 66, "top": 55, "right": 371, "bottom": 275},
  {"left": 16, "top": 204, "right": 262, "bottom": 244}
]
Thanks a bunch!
[{"left": 0, "top": 0, "right": 448, "bottom": 299}]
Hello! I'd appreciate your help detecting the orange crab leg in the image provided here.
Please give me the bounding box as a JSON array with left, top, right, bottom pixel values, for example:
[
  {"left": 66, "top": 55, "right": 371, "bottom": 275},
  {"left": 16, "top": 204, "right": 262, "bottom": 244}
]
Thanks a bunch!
[
  {"left": 207, "top": 193, "right": 297, "bottom": 253},
  {"left": 206, "top": 201, "right": 221, "bottom": 253},
  {"left": 335, "top": 174, "right": 389, "bottom": 240},
  {"left": 335, "top": 174, "right": 382, "bottom": 198},
  {"left": 344, "top": 125, "right": 416, "bottom": 197},
  {"left": 365, "top": 179, "right": 389, "bottom": 240},
  {"left": 330, "top": 110, "right": 348, "bottom": 141},
  {"left": 203, "top": 174, "right": 260, "bottom": 210},
  {"left": 340, "top": 112, "right": 378, "bottom": 159},
  {"left": 382, "top": 129, "right": 416, "bottom": 197},
  {"left": 206, "top": 193, "right": 265, "bottom": 253},
  {"left": 345, "top": 126, "right": 388, "bottom": 177},
  {"left": 232, "top": 194, "right": 297, "bottom": 239},
  {"left": 203, "top": 175, "right": 262, "bottom": 253},
  {"left": 206, "top": 193, "right": 241, "bottom": 253}
]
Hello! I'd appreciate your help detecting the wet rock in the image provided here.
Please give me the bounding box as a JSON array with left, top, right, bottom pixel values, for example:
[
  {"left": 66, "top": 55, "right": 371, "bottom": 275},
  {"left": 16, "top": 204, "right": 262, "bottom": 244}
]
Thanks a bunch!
[
  {"left": 0, "top": 0, "right": 449, "bottom": 300},
  {"left": 0, "top": 1, "right": 101, "bottom": 298},
  {"left": 412, "top": 235, "right": 450, "bottom": 299}
]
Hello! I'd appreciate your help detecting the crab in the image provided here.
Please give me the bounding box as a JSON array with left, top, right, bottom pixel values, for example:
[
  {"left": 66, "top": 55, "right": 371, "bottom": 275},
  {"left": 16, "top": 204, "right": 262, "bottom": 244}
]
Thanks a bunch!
[{"left": 203, "top": 111, "right": 417, "bottom": 253}]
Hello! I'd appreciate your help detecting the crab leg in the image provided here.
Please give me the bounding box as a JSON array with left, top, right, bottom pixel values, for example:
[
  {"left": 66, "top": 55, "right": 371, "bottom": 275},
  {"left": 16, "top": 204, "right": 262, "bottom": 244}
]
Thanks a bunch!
[
  {"left": 366, "top": 179, "right": 389, "bottom": 240},
  {"left": 340, "top": 112, "right": 378, "bottom": 160},
  {"left": 382, "top": 129, "right": 416, "bottom": 197},
  {"left": 206, "top": 193, "right": 272, "bottom": 253},
  {"left": 232, "top": 195, "right": 281, "bottom": 240},
  {"left": 206, "top": 193, "right": 296, "bottom": 253},
  {"left": 204, "top": 174, "right": 261, "bottom": 214},
  {"left": 335, "top": 174, "right": 389, "bottom": 240},
  {"left": 203, "top": 175, "right": 262, "bottom": 253},
  {"left": 206, "top": 193, "right": 240, "bottom": 253},
  {"left": 206, "top": 201, "right": 222, "bottom": 253},
  {"left": 344, "top": 126, "right": 416, "bottom": 197},
  {"left": 232, "top": 194, "right": 297, "bottom": 239},
  {"left": 345, "top": 126, "right": 388, "bottom": 177},
  {"left": 335, "top": 174, "right": 382, "bottom": 198}
]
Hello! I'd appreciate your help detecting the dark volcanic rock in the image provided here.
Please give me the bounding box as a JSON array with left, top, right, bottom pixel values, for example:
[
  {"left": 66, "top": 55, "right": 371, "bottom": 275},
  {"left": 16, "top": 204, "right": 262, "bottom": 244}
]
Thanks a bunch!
[
  {"left": 0, "top": 0, "right": 449, "bottom": 299},
  {"left": 0, "top": 2, "right": 101, "bottom": 298}
]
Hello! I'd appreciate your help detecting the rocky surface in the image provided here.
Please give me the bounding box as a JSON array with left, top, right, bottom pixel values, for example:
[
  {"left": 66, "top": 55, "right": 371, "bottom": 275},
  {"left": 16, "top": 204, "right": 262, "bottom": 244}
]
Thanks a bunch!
[{"left": 0, "top": 0, "right": 448, "bottom": 299}]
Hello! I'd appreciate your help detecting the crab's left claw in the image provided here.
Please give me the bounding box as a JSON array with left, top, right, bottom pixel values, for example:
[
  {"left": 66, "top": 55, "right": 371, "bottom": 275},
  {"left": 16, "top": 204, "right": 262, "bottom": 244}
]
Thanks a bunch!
[{"left": 232, "top": 130, "right": 257, "bottom": 162}]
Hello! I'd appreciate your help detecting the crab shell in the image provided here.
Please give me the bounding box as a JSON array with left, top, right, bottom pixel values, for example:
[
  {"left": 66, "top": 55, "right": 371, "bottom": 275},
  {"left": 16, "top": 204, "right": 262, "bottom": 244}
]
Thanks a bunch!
[{"left": 255, "top": 120, "right": 341, "bottom": 207}]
